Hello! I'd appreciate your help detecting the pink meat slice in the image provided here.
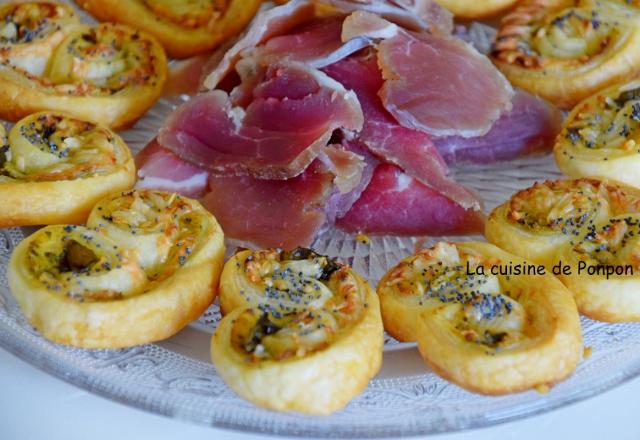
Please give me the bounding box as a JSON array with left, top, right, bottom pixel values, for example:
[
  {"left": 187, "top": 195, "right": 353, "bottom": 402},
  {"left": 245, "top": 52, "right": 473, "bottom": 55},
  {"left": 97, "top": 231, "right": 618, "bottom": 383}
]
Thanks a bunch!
[
  {"left": 203, "top": 161, "right": 334, "bottom": 248},
  {"left": 320, "top": 0, "right": 453, "bottom": 34},
  {"left": 336, "top": 163, "right": 485, "bottom": 235},
  {"left": 158, "top": 61, "right": 363, "bottom": 180},
  {"left": 322, "top": 53, "right": 480, "bottom": 210},
  {"left": 377, "top": 30, "right": 513, "bottom": 137},
  {"left": 433, "top": 90, "right": 562, "bottom": 164},
  {"left": 202, "top": 0, "right": 316, "bottom": 90},
  {"left": 135, "top": 139, "right": 209, "bottom": 198},
  {"left": 257, "top": 15, "right": 370, "bottom": 69}
]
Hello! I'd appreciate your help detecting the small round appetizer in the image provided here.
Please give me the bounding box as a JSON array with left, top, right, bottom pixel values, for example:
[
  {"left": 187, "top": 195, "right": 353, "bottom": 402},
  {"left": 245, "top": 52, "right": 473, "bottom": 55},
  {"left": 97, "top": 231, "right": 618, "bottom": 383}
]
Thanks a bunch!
[
  {"left": 0, "top": 112, "right": 135, "bottom": 227},
  {"left": 0, "top": 1, "right": 80, "bottom": 75},
  {"left": 0, "top": 4, "right": 168, "bottom": 129},
  {"left": 555, "top": 214, "right": 640, "bottom": 321},
  {"left": 211, "top": 248, "right": 383, "bottom": 415},
  {"left": 491, "top": 0, "right": 640, "bottom": 109},
  {"left": 75, "top": 0, "right": 261, "bottom": 59},
  {"left": 378, "top": 241, "right": 583, "bottom": 395},
  {"left": 435, "top": 0, "right": 519, "bottom": 19},
  {"left": 7, "top": 189, "right": 225, "bottom": 348},
  {"left": 554, "top": 80, "right": 640, "bottom": 187},
  {"left": 485, "top": 178, "right": 640, "bottom": 266}
]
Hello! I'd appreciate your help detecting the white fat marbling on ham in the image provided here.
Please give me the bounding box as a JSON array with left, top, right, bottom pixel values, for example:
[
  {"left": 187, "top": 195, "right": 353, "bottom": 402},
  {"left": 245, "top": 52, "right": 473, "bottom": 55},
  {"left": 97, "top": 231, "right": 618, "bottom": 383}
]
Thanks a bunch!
[
  {"left": 159, "top": 61, "right": 363, "bottom": 180},
  {"left": 323, "top": 53, "right": 481, "bottom": 210},
  {"left": 203, "top": 0, "right": 316, "bottom": 90},
  {"left": 135, "top": 139, "right": 209, "bottom": 198},
  {"left": 319, "top": 0, "right": 453, "bottom": 34}
]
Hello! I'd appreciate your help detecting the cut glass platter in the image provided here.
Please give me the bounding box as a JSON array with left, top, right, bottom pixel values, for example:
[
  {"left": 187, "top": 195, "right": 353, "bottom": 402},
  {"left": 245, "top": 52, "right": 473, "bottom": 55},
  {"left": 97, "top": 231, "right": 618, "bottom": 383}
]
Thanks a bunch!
[{"left": 2, "top": 4, "right": 640, "bottom": 438}]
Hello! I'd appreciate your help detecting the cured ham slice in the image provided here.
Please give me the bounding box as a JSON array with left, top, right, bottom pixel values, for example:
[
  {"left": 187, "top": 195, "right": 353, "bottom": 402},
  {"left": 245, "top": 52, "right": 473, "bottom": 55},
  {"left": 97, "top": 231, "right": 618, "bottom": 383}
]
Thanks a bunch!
[
  {"left": 323, "top": 53, "right": 480, "bottom": 210},
  {"left": 203, "top": 162, "right": 334, "bottom": 248},
  {"left": 336, "top": 164, "right": 485, "bottom": 235},
  {"left": 158, "top": 62, "right": 364, "bottom": 179},
  {"left": 320, "top": 0, "right": 453, "bottom": 34},
  {"left": 256, "top": 16, "right": 370, "bottom": 69},
  {"left": 377, "top": 30, "right": 513, "bottom": 137},
  {"left": 340, "top": 11, "right": 513, "bottom": 138},
  {"left": 135, "top": 139, "right": 209, "bottom": 198},
  {"left": 433, "top": 90, "right": 562, "bottom": 164},
  {"left": 203, "top": 0, "right": 316, "bottom": 90}
]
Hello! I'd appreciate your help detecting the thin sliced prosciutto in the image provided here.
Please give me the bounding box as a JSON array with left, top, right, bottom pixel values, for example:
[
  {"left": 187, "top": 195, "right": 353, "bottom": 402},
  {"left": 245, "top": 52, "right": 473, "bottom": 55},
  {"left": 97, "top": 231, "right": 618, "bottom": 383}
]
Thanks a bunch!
[
  {"left": 341, "top": 11, "right": 513, "bottom": 138},
  {"left": 203, "top": 161, "right": 334, "bottom": 248},
  {"left": 158, "top": 61, "right": 364, "bottom": 179},
  {"left": 323, "top": 53, "right": 480, "bottom": 210},
  {"left": 135, "top": 139, "right": 209, "bottom": 198},
  {"left": 337, "top": 164, "right": 485, "bottom": 235},
  {"left": 320, "top": 0, "right": 453, "bottom": 34},
  {"left": 377, "top": 30, "right": 513, "bottom": 137},
  {"left": 433, "top": 90, "right": 562, "bottom": 164},
  {"left": 203, "top": 0, "right": 316, "bottom": 90},
  {"left": 253, "top": 15, "right": 370, "bottom": 69}
]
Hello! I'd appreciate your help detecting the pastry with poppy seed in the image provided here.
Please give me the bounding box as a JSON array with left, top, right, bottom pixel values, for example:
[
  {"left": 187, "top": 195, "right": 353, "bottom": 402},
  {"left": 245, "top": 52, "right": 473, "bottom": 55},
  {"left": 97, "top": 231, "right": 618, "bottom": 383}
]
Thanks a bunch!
[
  {"left": 491, "top": 0, "right": 640, "bottom": 109},
  {"left": 7, "top": 189, "right": 225, "bottom": 348},
  {"left": 211, "top": 248, "right": 383, "bottom": 415},
  {"left": 0, "top": 2, "right": 167, "bottom": 129},
  {"left": 377, "top": 241, "right": 582, "bottom": 394},
  {"left": 0, "top": 112, "right": 135, "bottom": 227},
  {"left": 554, "top": 80, "right": 640, "bottom": 187},
  {"left": 75, "top": 0, "right": 261, "bottom": 59}
]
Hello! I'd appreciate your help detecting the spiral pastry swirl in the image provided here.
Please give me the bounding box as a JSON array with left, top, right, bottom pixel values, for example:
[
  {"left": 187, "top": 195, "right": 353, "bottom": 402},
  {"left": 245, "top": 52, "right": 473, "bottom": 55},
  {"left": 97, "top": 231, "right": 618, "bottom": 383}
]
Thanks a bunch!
[
  {"left": 75, "top": 0, "right": 261, "bottom": 58},
  {"left": 378, "top": 241, "right": 582, "bottom": 394},
  {"left": 491, "top": 0, "right": 640, "bottom": 109},
  {"left": 0, "top": 4, "right": 167, "bottom": 129},
  {"left": 556, "top": 214, "right": 640, "bottom": 321},
  {"left": 211, "top": 248, "right": 383, "bottom": 414},
  {"left": 0, "top": 112, "right": 135, "bottom": 227},
  {"left": 554, "top": 80, "right": 640, "bottom": 186},
  {"left": 8, "top": 189, "right": 225, "bottom": 348},
  {"left": 0, "top": 1, "right": 79, "bottom": 76},
  {"left": 485, "top": 178, "right": 640, "bottom": 266},
  {"left": 487, "top": 178, "right": 640, "bottom": 321}
]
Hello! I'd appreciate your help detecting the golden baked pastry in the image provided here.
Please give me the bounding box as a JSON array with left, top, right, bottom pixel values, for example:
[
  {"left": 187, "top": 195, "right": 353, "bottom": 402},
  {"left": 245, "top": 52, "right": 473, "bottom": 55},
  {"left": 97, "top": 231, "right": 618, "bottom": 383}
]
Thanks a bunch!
[
  {"left": 555, "top": 214, "right": 640, "bottom": 321},
  {"left": 211, "top": 248, "right": 383, "bottom": 415},
  {"left": 491, "top": 0, "right": 640, "bottom": 109},
  {"left": 8, "top": 189, "right": 225, "bottom": 348},
  {"left": 485, "top": 178, "right": 640, "bottom": 266},
  {"left": 0, "top": 2, "right": 79, "bottom": 75},
  {"left": 554, "top": 80, "right": 640, "bottom": 187},
  {"left": 434, "top": 0, "right": 520, "bottom": 19},
  {"left": 75, "top": 0, "right": 261, "bottom": 59},
  {"left": 378, "top": 241, "right": 582, "bottom": 394},
  {"left": 486, "top": 178, "right": 640, "bottom": 321},
  {"left": 0, "top": 4, "right": 168, "bottom": 129},
  {"left": 0, "top": 112, "right": 135, "bottom": 227}
]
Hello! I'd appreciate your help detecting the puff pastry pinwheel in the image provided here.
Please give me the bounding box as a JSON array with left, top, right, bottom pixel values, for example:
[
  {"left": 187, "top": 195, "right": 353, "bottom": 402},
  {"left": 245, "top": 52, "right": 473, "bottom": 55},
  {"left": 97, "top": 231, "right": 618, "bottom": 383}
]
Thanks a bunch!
[
  {"left": 75, "top": 0, "right": 261, "bottom": 59},
  {"left": 435, "top": 0, "right": 520, "bottom": 19},
  {"left": 0, "top": 112, "right": 135, "bottom": 227},
  {"left": 486, "top": 178, "right": 640, "bottom": 321},
  {"left": 7, "top": 189, "right": 225, "bottom": 348},
  {"left": 378, "top": 241, "right": 582, "bottom": 395},
  {"left": 211, "top": 248, "right": 383, "bottom": 415},
  {"left": 0, "top": 3, "right": 167, "bottom": 129},
  {"left": 491, "top": 0, "right": 640, "bottom": 109},
  {"left": 554, "top": 80, "right": 640, "bottom": 187},
  {"left": 555, "top": 215, "right": 640, "bottom": 321}
]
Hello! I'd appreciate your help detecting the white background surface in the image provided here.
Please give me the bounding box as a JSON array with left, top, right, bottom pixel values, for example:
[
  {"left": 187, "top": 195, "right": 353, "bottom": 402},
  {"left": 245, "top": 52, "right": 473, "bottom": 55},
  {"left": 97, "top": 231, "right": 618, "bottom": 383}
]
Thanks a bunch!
[{"left": 1, "top": 347, "right": 639, "bottom": 440}]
